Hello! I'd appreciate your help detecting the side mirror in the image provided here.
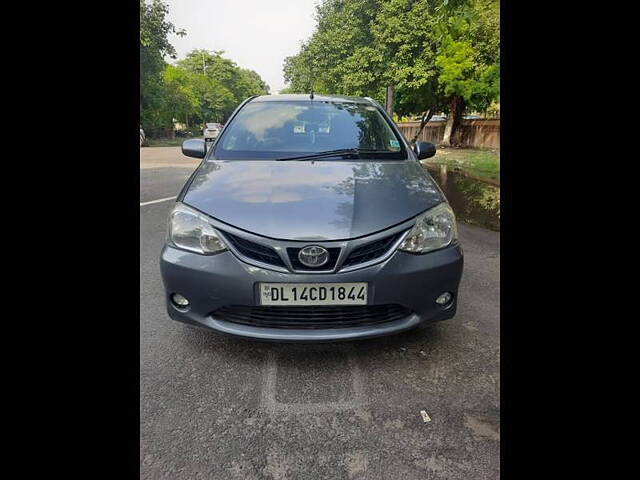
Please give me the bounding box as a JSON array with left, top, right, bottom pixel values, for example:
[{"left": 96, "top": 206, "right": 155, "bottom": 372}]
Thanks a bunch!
[
  {"left": 414, "top": 141, "right": 436, "bottom": 160},
  {"left": 182, "top": 139, "right": 206, "bottom": 159}
]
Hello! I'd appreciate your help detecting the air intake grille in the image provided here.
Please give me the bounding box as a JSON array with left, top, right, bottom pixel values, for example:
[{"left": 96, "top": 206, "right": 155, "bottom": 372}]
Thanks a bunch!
[
  {"left": 222, "top": 232, "right": 286, "bottom": 268},
  {"left": 213, "top": 304, "right": 413, "bottom": 329},
  {"left": 342, "top": 232, "right": 404, "bottom": 268}
]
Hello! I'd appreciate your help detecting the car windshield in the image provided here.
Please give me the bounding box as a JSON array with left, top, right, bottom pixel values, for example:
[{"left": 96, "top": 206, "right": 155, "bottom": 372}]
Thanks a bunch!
[{"left": 213, "top": 101, "right": 406, "bottom": 160}]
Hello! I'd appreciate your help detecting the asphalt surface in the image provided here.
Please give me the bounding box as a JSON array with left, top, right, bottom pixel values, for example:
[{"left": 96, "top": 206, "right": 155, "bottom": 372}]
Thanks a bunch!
[{"left": 140, "top": 146, "right": 500, "bottom": 479}]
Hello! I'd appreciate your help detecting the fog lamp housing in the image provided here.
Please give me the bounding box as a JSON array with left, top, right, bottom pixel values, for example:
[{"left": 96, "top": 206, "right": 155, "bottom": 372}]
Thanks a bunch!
[
  {"left": 436, "top": 292, "right": 453, "bottom": 307},
  {"left": 171, "top": 293, "right": 190, "bottom": 308}
]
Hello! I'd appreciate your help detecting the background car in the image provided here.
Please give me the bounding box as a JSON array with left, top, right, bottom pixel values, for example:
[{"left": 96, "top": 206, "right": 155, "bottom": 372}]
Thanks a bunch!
[
  {"left": 140, "top": 127, "right": 145, "bottom": 147},
  {"left": 204, "top": 123, "right": 222, "bottom": 142}
]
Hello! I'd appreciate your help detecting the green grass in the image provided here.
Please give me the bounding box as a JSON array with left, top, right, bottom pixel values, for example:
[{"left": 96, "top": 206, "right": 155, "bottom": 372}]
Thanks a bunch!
[{"left": 426, "top": 147, "right": 500, "bottom": 183}]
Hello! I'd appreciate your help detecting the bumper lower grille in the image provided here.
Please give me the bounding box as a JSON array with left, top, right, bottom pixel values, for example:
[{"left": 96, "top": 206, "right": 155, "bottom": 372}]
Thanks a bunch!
[{"left": 213, "top": 304, "right": 413, "bottom": 329}]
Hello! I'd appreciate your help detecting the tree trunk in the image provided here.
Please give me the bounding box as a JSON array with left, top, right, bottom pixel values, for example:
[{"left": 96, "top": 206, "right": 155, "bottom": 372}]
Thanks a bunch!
[
  {"left": 385, "top": 85, "right": 394, "bottom": 118},
  {"left": 441, "top": 96, "right": 464, "bottom": 147},
  {"left": 410, "top": 109, "right": 435, "bottom": 146}
]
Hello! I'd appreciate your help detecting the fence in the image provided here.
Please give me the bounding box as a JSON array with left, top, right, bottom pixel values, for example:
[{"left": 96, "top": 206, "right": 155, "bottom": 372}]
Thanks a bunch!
[{"left": 396, "top": 119, "right": 500, "bottom": 150}]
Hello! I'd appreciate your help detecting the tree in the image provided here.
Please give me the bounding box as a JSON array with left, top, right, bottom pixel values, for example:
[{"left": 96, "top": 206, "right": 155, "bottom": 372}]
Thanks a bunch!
[
  {"left": 436, "top": 0, "right": 499, "bottom": 145},
  {"left": 140, "top": 3, "right": 270, "bottom": 135},
  {"left": 173, "top": 49, "right": 270, "bottom": 126},
  {"left": 283, "top": 0, "right": 383, "bottom": 98},
  {"left": 282, "top": 0, "right": 447, "bottom": 117},
  {"left": 139, "top": 0, "right": 185, "bottom": 129},
  {"left": 236, "top": 69, "right": 271, "bottom": 99},
  {"left": 282, "top": 0, "right": 499, "bottom": 145},
  {"left": 162, "top": 65, "right": 200, "bottom": 128}
]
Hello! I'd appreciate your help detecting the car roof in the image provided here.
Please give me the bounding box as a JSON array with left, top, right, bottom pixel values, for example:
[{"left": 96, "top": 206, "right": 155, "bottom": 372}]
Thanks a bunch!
[{"left": 251, "top": 94, "right": 376, "bottom": 105}]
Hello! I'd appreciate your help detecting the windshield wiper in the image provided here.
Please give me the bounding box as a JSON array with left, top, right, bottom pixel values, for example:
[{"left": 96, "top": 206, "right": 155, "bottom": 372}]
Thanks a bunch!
[
  {"left": 276, "top": 148, "right": 361, "bottom": 161},
  {"left": 275, "top": 148, "right": 393, "bottom": 161}
]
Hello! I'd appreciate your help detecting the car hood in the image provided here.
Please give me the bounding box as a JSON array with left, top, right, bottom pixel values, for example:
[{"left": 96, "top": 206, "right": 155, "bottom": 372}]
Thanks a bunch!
[{"left": 183, "top": 160, "right": 443, "bottom": 241}]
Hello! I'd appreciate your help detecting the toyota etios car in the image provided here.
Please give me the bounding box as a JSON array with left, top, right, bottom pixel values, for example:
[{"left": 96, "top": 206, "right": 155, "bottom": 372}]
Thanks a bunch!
[{"left": 160, "top": 94, "right": 463, "bottom": 341}]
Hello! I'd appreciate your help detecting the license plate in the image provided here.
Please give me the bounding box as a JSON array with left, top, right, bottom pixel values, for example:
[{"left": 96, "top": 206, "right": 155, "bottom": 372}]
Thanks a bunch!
[{"left": 259, "top": 282, "right": 368, "bottom": 306}]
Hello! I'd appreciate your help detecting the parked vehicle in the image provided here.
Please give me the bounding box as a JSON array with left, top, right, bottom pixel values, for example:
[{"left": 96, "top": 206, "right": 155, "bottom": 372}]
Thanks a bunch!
[
  {"left": 160, "top": 94, "right": 463, "bottom": 342},
  {"left": 140, "top": 127, "right": 145, "bottom": 147},
  {"left": 204, "top": 123, "right": 222, "bottom": 142},
  {"left": 463, "top": 114, "right": 483, "bottom": 120},
  {"left": 412, "top": 114, "right": 446, "bottom": 122}
]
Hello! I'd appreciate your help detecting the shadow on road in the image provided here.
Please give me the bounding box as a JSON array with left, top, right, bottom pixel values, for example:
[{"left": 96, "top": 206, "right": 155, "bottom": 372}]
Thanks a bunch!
[{"left": 175, "top": 320, "right": 448, "bottom": 359}]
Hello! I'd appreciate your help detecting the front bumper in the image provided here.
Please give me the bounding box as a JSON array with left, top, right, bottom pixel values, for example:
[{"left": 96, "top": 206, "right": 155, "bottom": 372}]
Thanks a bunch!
[{"left": 159, "top": 243, "right": 463, "bottom": 342}]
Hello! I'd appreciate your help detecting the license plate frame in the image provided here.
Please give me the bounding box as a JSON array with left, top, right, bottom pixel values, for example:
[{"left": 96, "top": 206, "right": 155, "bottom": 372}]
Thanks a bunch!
[{"left": 258, "top": 282, "right": 368, "bottom": 306}]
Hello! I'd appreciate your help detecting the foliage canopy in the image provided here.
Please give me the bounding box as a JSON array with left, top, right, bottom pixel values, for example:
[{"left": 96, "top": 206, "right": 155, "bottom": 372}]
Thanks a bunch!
[
  {"left": 283, "top": 0, "right": 499, "bottom": 122},
  {"left": 140, "top": 1, "right": 269, "bottom": 135}
]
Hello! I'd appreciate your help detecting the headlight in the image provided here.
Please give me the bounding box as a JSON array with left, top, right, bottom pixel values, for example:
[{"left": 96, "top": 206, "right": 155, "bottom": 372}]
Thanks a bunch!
[
  {"left": 167, "top": 203, "right": 227, "bottom": 255},
  {"left": 399, "top": 202, "right": 458, "bottom": 254}
]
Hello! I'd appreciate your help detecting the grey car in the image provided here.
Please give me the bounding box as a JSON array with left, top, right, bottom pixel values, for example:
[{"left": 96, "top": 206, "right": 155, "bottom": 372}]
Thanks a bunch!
[{"left": 160, "top": 94, "right": 463, "bottom": 342}]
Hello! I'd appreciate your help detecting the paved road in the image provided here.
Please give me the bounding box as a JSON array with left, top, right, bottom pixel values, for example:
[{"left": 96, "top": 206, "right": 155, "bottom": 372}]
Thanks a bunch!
[{"left": 140, "top": 147, "right": 500, "bottom": 479}]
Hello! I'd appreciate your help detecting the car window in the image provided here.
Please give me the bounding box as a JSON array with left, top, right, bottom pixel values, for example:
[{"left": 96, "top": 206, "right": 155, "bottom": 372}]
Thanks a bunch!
[{"left": 213, "top": 101, "right": 406, "bottom": 160}]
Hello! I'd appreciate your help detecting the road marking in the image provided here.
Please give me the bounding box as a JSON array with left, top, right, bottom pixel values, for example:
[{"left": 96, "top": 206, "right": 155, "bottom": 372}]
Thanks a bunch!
[
  {"left": 260, "top": 346, "right": 366, "bottom": 414},
  {"left": 139, "top": 196, "right": 176, "bottom": 207}
]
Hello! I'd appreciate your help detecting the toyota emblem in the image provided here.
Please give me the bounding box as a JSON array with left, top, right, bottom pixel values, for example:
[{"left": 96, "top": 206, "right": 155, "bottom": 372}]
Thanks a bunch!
[{"left": 298, "top": 245, "right": 329, "bottom": 268}]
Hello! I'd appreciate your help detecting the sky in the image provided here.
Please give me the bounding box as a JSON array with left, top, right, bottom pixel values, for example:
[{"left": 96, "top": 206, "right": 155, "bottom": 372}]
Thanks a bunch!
[{"left": 163, "top": 0, "right": 320, "bottom": 93}]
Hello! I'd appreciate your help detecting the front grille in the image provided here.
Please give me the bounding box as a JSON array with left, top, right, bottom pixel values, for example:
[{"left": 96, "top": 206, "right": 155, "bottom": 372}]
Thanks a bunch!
[
  {"left": 287, "top": 247, "right": 341, "bottom": 271},
  {"left": 342, "top": 232, "right": 405, "bottom": 268},
  {"left": 213, "top": 304, "right": 413, "bottom": 329},
  {"left": 222, "top": 231, "right": 286, "bottom": 268}
]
